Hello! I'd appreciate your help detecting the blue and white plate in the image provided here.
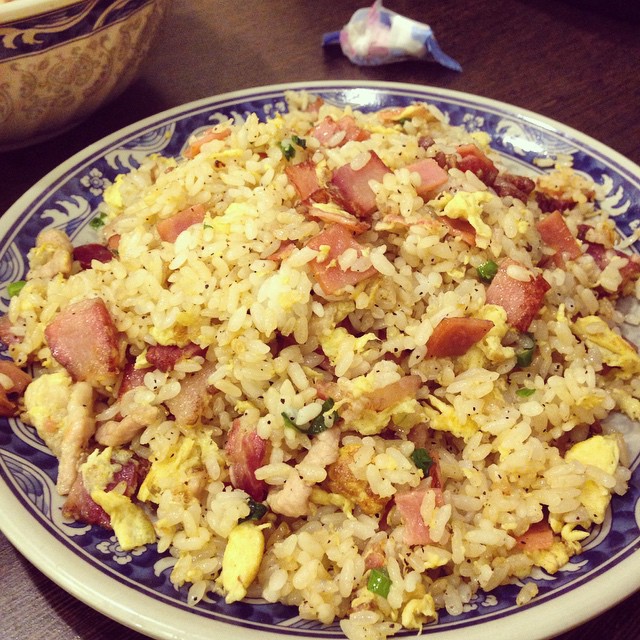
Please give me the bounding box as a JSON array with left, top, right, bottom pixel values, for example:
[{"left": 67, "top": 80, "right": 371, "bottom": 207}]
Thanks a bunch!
[{"left": 1, "top": 81, "right": 640, "bottom": 640}]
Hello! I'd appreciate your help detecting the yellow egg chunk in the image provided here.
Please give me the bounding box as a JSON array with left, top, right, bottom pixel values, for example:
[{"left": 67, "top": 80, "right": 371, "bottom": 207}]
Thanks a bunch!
[
  {"left": 91, "top": 489, "right": 156, "bottom": 551},
  {"left": 571, "top": 316, "right": 640, "bottom": 378},
  {"left": 528, "top": 540, "right": 579, "bottom": 574},
  {"left": 401, "top": 593, "right": 437, "bottom": 629},
  {"left": 565, "top": 435, "right": 620, "bottom": 524},
  {"left": 429, "top": 191, "right": 494, "bottom": 249},
  {"left": 219, "top": 521, "right": 266, "bottom": 604},
  {"left": 423, "top": 395, "right": 478, "bottom": 440}
]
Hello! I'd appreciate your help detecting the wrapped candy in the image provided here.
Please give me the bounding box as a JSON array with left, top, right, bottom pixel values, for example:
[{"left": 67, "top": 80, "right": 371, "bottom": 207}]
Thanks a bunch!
[{"left": 323, "top": 1, "right": 461, "bottom": 71}]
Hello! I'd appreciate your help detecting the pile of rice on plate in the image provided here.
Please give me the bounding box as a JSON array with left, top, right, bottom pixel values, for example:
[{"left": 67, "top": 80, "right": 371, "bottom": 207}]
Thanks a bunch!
[{"left": 3, "top": 90, "right": 640, "bottom": 639}]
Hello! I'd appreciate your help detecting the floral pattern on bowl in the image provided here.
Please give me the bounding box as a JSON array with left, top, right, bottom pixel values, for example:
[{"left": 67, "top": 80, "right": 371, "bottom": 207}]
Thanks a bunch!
[{"left": 0, "top": 0, "right": 169, "bottom": 150}]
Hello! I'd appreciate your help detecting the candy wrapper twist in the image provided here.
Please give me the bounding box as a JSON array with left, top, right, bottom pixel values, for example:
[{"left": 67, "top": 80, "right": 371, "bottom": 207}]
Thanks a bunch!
[{"left": 323, "top": 1, "right": 461, "bottom": 71}]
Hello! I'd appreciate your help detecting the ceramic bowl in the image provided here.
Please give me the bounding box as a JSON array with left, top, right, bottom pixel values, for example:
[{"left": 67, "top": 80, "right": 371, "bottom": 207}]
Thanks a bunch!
[{"left": 0, "top": 0, "right": 170, "bottom": 151}]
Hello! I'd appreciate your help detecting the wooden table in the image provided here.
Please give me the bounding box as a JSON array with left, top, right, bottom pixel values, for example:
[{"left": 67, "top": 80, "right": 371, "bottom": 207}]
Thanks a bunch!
[{"left": 1, "top": 1, "right": 640, "bottom": 638}]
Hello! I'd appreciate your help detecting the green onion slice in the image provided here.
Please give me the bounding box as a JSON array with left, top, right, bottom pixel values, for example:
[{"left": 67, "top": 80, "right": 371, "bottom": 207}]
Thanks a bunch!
[
  {"left": 7, "top": 280, "right": 26, "bottom": 297},
  {"left": 239, "top": 498, "right": 268, "bottom": 522},
  {"left": 516, "top": 387, "right": 536, "bottom": 398},
  {"left": 89, "top": 213, "right": 107, "bottom": 229},
  {"left": 367, "top": 568, "right": 392, "bottom": 598},
  {"left": 282, "top": 398, "right": 337, "bottom": 436},
  {"left": 477, "top": 260, "right": 498, "bottom": 283},
  {"left": 411, "top": 448, "right": 433, "bottom": 476},
  {"left": 515, "top": 332, "right": 536, "bottom": 367},
  {"left": 280, "top": 143, "right": 296, "bottom": 160}
]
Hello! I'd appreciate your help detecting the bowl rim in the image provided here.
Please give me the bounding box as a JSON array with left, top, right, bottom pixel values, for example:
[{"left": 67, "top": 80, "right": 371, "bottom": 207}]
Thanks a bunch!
[{"left": 0, "top": 0, "right": 92, "bottom": 24}]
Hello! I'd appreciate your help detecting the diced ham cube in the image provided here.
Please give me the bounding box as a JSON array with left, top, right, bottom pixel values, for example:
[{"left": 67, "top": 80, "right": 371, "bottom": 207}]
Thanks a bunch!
[
  {"left": 514, "top": 519, "right": 554, "bottom": 551},
  {"left": 427, "top": 317, "right": 494, "bottom": 357},
  {"left": 0, "top": 360, "right": 31, "bottom": 394},
  {"left": 73, "top": 243, "right": 114, "bottom": 270},
  {"left": 62, "top": 455, "right": 150, "bottom": 528},
  {"left": 0, "top": 316, "right": 20, "bottom": 347},
  {"left": 165, "top": 361, "right": 215, "bottom": 425},
  {"left": 183, "top": 127, "right": 231, "bottom": 159},
  {"left": 366, "top": 375, "right": 421, "bottom": 412},
  {"left": 0, "top": 360, "right": 31, "bottom": 416},
  {"left": 107, "top": 234, "right": 121, "bottom": 252},
  {"left": 307, "top": 204, "right": 369, "bottom": 234},
  {"left": 485, "top": 259, "right": 551, "bottom": 331},
  {"left": 146, "top": 343, "right": 205, "bottom": 373},
  {"left": 157, "top": 204, "right": 206, "bottom": 242},
  {"left": 45, "top": 298, "right": 122, "bottom": 387},
  {"left": 266, "top": 241, "right": 296, "bottom": 262},
  {"left": 305, "top": 224, "right": 377, "bottom": 295},
  {"left": 536, "top": 211, "right": 582, "bottom": 260},
  {"left": 310, "top": 115, "right": 370, "bottom": 148},
  {"left": 456, "top": 144, "right": 498, "bottom": 185},
  {"left": 118, "top": 361, "right": 149, "bottom": 398},
  {"left": 583, "top": 241, "right": 640, "bottom": 293},
  {"left": 330, "top": 152, "right": 391, "bottom": 219},
  {"left": 395, "top": 487, "right": 444, "bottom": 546},
  {"left": 493, "top": 173, "right": 535, "bottom": 202},
  {"left": 406, "top": 158, "right": 449, "bottom": 197},
  {"left": 441, "top": 215, "right": 476, "bottom": 246},
  {"left": 62, "top": 473, "right": 111, "bottom": 528},
  {"left": 285, "top": 160, "right": 321, "bottom": 201},
  {"left": 225, "top": 418, "right": 268, "bottom": 501},
  {"left": 535, "top": 191, "right": 576, "bottom": 213}
]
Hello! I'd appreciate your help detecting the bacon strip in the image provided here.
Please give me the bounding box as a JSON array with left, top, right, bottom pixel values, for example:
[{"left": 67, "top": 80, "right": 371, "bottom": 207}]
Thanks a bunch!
[
  {"left": 146, "top": 343, "right": 205, "bottom": 373},
  {"left": 73, "top": 244, "right": 114, "bottom": 270},
  {"left": 286, "top": 160, "right": 321, "bottom": 201},
  {"left": 536, "top": 211, "right": 582, "bottom": 260},
  {"left": 456, "top": 144, "right": 498, "bottom": 185},
  {"left": 395, "top": 487, "right": 444, "bottom": 546},
  {"left": 427, "top": 317, "right": 494, "bottom": 357},
  {"left": 485, "top": 259, "right": 550, "bottom": 331},
  {"left": 157, "top": 204, "right": 206, "bottom": 242},
  {"left": 45, "top": 298, "right": 122, "bottom": 387},
  {"left": 305, "top": 224, "right": 377, "bottom": 294},
  {"left": 406, "top": 158, "right": 449, "bottom": 197},
  {"left": 330, "top": 152, "right": 391, "bottom": 219},
  {"left": 225, "top": 418, "right": 269, "bottom": 501}
]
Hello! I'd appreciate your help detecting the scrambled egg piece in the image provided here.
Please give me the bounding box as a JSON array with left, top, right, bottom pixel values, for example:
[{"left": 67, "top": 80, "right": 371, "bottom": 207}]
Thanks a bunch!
[
  {"left": 320, "top": 327, "right": 377, "bottom": 367},
  {"left": 470, "top": 131, "right": 492, "bottom": 149},
  {"left": 423, "top": 395, "right": 479, "bottom": 440},
  {"left": 429, "top": 191, "right": 494, "bottom": 249},
  {"left": 219, "top": 521, "right": 266, "bottom": 604},
  {"left": 565, "top": 434, "right": 620, "bottom": 524},
  {"left": 205, "top": 202, "right": 255, "bottom": 235},
  {"left": 378, "top": 104, "right": 435, "bottom": 124},
  {"left": 310, "top": 487, "right": 355, "bottom": 518},
  {"left": 103, "top": 174, "right": 126, "bottom": 211},
  {"left": 327, "top": 444, "right": 390, "bottom": 515},
  {"left": 611, "top": 388, "right": 640, "bottom": 421},
  {"left": 138, "top": 433, "right": 219, "bottom": 503},
  {"left": 338, "top": 369, "right": 423, "bottom": 435},
  {"left": 23, "top": 371, "right": 74, "bottom": 456},
  {"left": 81, "top": 447, "right": 120, "bottom": 492},
  {"left": 528, "top": 540, "right": 580, "bottom": 574},
  {"left": 351, "top": 397, "right": 423, "bottom": 436},
  {"left": 423, "top": 548, "right": 450, "bottom": 570},
  {"left": 92, "top": 489, "right": 156, "bottom": 550},
  {"left": 459, "top": 305, "right": 515, "bottom": 369},
  {"left": 401, "top": 593, "right": 437, "bottom": 630},
  {"left": 571, "top": 316, "right": 640, "bottom": 379},
  {"left": 80, "top": 447, "right": 156, "bottom": 551}
]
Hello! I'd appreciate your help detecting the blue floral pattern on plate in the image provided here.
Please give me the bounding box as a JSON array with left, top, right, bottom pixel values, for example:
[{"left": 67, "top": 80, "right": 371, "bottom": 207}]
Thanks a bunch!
[{"left": 1, "top": 82, "right": 640, "bottom": 640}]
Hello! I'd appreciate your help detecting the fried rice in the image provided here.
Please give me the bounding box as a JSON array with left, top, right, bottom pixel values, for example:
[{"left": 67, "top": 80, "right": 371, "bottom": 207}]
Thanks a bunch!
[{"left": 3, "top": 90, "right": 640, "bottom": 639}]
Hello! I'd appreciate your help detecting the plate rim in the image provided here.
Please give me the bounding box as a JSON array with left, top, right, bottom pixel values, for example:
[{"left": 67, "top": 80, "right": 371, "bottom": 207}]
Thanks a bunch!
[{"left": 2, "top": 79, "right": 640, "bottom": 640}]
